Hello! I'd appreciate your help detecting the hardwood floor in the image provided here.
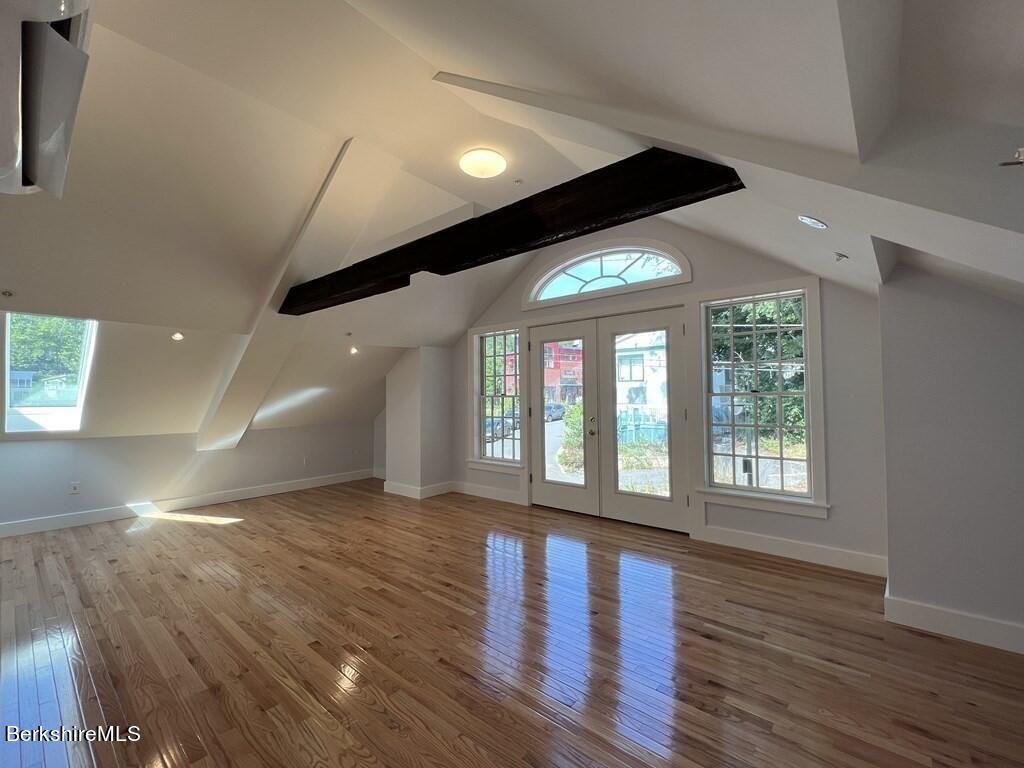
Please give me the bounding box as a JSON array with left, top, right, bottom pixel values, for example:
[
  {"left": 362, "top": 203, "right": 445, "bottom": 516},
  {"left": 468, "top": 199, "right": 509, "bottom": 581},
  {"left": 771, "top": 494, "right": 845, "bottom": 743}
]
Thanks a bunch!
[{"left": 2, "top": 480, "right": 1023, "bottom": 768}]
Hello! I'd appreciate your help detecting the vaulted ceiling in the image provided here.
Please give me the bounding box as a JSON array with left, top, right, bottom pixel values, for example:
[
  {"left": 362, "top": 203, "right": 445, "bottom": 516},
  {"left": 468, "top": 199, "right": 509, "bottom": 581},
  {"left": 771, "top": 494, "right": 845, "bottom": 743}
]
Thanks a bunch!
[{"left": 1, "top": 0, "right": 1021, "bottom": 443}]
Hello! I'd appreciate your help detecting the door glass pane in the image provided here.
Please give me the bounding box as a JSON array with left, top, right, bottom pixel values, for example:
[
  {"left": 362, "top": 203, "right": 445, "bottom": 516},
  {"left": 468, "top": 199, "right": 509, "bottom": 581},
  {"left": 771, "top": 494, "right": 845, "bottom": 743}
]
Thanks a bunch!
[
  {"left": 542, "top": 339, "right": 585, "bottom": 485},
  {"left": 614, "top": 330, "right": 670, "bottom": 497}
]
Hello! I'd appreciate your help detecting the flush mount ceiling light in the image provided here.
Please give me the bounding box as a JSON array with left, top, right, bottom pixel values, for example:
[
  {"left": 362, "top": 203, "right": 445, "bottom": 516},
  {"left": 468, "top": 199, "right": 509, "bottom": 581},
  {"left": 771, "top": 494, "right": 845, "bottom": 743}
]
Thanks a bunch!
[
  {"left": 171, "top": 332, "right": 184, "bottom": 341},
  {"left": 349, "top": 346, "right": 359, "bottom": 355},
  {"left": 797, "top": 214, "right": 828, "bottom": 230},
  {"left": 459, "top": 148, "right": 507, "bottom": 178}
]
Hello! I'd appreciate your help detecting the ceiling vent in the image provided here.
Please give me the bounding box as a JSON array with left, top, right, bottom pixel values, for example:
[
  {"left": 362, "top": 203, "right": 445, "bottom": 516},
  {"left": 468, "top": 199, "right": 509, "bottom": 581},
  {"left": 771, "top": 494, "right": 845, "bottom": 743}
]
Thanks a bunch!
[{"left": 0, "top": 0, "right": 93, "bottom": 197}]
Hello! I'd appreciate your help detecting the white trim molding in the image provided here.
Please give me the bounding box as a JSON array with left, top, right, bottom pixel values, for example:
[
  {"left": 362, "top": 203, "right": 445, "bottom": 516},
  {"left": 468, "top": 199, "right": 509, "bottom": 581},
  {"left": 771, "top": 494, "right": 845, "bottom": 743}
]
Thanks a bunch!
[
  {"left": 383, "top": 480, "right": 455, "bottom": 499},
  {"left": 466, "top": 459, "right": 523, "bottom": 475},
  {"left": 695, "top": 524, "right": 888, "bottom": 576},
  {"left": 885, "top": 587, "right": 1024, "bottom": 655},
  {"left": 157, "top": 469, "right": 374, "bottom": 512},
  {"left": 383, "top": 479, "right": 528, "bottom": 505},
  {"left": 452, "top": 481, "right": 528, "bottom": 506},
  {"left": 0, "top": 505, "right": 134, "bottom": 538},
  {"left": 695, "top": 486, "right": 828, "bottom": 519},
  {"left": 0, "top": 470, "right": 377, "bottom": 538}
]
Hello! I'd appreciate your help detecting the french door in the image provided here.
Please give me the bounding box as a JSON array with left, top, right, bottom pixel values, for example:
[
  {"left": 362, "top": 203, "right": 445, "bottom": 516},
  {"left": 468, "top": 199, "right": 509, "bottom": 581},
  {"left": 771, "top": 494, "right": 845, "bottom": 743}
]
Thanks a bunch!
[
  {"left": 529, "top": 308, "right": 688, "bottom": 531},
  {"left": 528, "top": 320, "right": 599, "bottom": 515}
]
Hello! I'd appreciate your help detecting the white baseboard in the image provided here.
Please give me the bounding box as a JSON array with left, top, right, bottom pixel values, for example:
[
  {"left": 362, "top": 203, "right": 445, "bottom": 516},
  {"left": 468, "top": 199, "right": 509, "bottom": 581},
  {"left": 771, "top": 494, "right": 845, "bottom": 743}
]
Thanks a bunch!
[
  {"left": 383, "top": 480, "right": 526, "bottom": 505},
  {"left": 372, "top": 466, "right": 386, "bottom": 480},
  {"left": 157, "top": 469, "right": 373, "bottom": 512},
  {"left": 0, "top": 505, "right": 134, "bottom": 538},
  {"left": 695, "top": 525, "right": 888, "bottom": 576},
  {"left": 885, "top": 587, "right": 1024, "bottom": 655},
  {"left": 0, "top": 470, "right": 375, "bottom": 538},
  {"left": 383, "top": 480, "right": 456, "bottom": 499},
  {"left": 451, "top": 481, "right": 527, "bottom": 506}
]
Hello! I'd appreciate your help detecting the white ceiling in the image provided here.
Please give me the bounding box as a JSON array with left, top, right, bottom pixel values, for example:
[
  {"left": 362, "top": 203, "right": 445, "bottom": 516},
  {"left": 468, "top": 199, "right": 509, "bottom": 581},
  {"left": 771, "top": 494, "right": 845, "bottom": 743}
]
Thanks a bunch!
[
  {"left": 901, "top": 0, "right": 1024, "bottom": 128},
  {"left": 0, "top": 25, "right": 336, "bottom": 333},
  {"left": 251, "top": 340, "right": 404, "bottom": 431},
  {"left": 81, "top": 323, "right": 244, "bottom": 438},
  {"left": 348, "top": 0, "right": 863, "bottom": 155},
  {"left": 2, "top": 0, "right": 1021, "bottom": 442}
]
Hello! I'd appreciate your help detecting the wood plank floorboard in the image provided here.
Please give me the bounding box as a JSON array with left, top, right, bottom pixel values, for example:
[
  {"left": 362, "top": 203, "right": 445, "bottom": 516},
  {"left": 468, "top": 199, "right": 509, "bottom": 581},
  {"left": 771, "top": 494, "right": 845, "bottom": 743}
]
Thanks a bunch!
[{"left": 1, "top": 479, "right": 1023, "bottom": 767}]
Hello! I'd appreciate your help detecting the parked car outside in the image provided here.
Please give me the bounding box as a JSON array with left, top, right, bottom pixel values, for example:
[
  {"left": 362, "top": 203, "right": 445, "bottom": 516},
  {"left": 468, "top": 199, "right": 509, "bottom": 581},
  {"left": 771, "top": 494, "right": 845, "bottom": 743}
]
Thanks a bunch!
[
  {"left": 544, "top": 403, "right": 565, "bottom": 422},
  {"left": 504, "top": 405, "right": 521, "bottom": 430},
  {"left": 483, "top": 417, "right": 508, "bottom": 442}
]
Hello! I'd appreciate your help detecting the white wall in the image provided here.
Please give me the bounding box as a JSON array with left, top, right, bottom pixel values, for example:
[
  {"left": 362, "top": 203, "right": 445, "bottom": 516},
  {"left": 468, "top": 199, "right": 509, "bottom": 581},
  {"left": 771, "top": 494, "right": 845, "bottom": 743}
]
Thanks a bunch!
[
  {"left": 386, "top": 349, "right": 423, "bottom": 488},
  {"left": 384, "top": 346, "right": 453, "bottom": 494},
  {"left": 372, "top": 409, "right": 386, "bottom": 479},
  {"left": 451, "top": 218, "right": 888, "bottom": 570},
  {"left": 0, "top": 420, "right": 374, "bottom": 529},
  {"left": 420, "top": 347, "right": 453, "bottom": 488},
  {"left": 880, "top": 267, "right": 1024, "bottom": 645}
]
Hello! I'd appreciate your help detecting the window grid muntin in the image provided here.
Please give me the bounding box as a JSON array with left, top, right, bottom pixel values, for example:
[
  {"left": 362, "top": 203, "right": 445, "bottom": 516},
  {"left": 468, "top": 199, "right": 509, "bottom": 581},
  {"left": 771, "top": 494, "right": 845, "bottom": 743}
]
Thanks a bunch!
[
  {"left": 705, "top": 291, "right": 810, "bottom": 497},
  {"left": 479, "top": 330, "right": 520, "bottom": 463},
  {"left": 535, "top": 248, "right": 682, "bottom": 301}
]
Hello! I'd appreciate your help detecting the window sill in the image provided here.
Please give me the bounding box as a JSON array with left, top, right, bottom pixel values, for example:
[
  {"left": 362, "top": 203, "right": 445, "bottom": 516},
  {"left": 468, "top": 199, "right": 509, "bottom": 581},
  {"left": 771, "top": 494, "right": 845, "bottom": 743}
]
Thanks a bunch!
[
  {"left": 6, "top": 408, "right": 84, "bottom": 434},
  {"left": 466, "top": 459, "right": 524, "bottom": 475},
  {"left": 694, "top": 486, "right": 829, "bottom": 519}
]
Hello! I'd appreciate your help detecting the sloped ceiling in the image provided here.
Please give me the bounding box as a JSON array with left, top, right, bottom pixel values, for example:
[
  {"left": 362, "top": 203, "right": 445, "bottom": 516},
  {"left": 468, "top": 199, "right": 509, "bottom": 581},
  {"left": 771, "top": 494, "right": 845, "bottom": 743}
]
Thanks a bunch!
[
  {"left": 0, "top": 25, "right": 336, "bottom": 333},
  {"left": 347, "top": 0, "right": 863, "bottom": 155},
  {"left": 900, "top": 0, "right": 1024, "bottom": 127},
  {"left": 82, "top": 322, "right": 244, "bottom": 438},
  {"left": 2, "top": 0, "right": 1022, "bottom": 443},
  {"left": 251, "top": 341, "right": 405, "bottom": 431},
  {"left": 91, "top": 0, "right": 581, "bottom": 208}
]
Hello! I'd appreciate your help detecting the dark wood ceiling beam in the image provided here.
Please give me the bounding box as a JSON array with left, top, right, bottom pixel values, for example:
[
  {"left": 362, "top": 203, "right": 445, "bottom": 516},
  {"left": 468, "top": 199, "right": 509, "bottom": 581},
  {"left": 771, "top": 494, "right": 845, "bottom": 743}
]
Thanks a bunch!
[{"left": 279, "top": 148, "right": 743, "bottom": 315}]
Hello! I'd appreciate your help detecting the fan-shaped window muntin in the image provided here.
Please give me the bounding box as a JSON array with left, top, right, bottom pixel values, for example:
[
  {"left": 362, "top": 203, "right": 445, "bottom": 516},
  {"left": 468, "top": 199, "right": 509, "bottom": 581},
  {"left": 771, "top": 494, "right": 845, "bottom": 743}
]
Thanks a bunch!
[{"left": 534, "top": 248, "right": 684, "bottom": 303}]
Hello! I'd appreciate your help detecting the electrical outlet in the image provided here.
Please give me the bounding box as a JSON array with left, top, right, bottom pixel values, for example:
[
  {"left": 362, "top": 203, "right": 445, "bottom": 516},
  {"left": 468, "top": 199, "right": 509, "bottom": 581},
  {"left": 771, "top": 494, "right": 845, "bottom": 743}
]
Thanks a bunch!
[{"left": 69, "top": 481, "right": 81, "bottom": 495}]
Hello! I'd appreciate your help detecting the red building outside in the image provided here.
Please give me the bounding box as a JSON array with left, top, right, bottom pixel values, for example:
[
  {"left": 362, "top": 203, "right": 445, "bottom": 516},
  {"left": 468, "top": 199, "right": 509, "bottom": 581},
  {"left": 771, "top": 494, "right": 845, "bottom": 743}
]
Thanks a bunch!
[{"left": 542, "top": 340, "right": 583, "bottom": 405}]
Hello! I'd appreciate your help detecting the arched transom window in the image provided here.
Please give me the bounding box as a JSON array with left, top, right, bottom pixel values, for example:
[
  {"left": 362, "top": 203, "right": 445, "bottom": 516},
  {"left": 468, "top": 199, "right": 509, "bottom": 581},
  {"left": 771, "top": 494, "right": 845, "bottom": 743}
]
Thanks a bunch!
[{"left": 531, "top": 247, "right": 687, "bottom": 305}]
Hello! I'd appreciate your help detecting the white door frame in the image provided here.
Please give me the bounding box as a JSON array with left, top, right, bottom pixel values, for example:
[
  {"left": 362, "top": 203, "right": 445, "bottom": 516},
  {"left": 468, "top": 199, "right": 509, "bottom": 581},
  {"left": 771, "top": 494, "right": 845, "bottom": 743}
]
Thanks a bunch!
[
  {"left": 528, "top": 308, "right": 689, "bottom": 531},
  {"left": 528, "top": 320, "right": 600, "bottom": 514},
  {"left": 597, "top": 307, "right": 689, "bottom": 531}
]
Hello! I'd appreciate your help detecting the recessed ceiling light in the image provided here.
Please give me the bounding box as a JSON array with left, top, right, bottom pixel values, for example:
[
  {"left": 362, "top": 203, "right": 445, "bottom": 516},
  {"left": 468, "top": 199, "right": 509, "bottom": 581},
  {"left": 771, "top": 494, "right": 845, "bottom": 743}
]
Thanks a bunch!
[
  {"left": 459, "top": 148, "right": 507, "bottom": 178},
  {"left": 171, "top": 332, "right": 184, "bottom": 341},
  {"left": 797, "top": 214, "right": 828, "bottom": 230},
  {"left": 350, "top": 346, "right": 359, "bottom": 355}
]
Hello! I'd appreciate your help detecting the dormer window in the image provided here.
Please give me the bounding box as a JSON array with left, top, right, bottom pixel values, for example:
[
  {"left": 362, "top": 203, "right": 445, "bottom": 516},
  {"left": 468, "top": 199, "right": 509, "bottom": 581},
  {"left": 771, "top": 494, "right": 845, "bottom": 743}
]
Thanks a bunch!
[{"left": 5, "top": 312, "right": 98, "bottom": 433}]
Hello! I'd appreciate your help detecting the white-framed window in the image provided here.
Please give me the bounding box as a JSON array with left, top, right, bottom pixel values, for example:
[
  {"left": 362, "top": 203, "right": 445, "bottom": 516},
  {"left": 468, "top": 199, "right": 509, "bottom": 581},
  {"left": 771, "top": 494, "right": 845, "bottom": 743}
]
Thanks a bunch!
[
  {"left": 5, "top": 311, "right": 98, "bottom": 434},
  {"left": 617, "top": 353, "right": 645, "bottom": 383},
  {"left": 478, "top": 329, "right": 520, "bottom": 463},
  {"left": 525, "top": 244, "right": 691, "bottom": 309},
  {"left": 703, "top": 291, "right": 811, "bottom": 497}
]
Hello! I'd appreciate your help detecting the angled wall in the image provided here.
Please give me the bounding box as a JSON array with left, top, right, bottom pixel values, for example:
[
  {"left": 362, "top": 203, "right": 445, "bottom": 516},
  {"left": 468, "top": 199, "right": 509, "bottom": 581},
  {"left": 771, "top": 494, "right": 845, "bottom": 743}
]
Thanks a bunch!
[
  {"left": 384, "top": 347, "right": 453, "bottom": 497},
  {"left": 881, "top": 266, "right": 1024, "bottom": 652},
  {"left": 0, "top": 420, "right": 375, "bottom": 536}
]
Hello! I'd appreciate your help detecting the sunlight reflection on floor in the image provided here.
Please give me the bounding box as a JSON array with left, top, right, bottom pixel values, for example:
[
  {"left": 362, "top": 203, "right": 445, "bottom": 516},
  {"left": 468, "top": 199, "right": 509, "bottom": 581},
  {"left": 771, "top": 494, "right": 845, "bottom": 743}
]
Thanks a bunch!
[{"left": 126, "top": 501, "right": 243, "bottom": 527}]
